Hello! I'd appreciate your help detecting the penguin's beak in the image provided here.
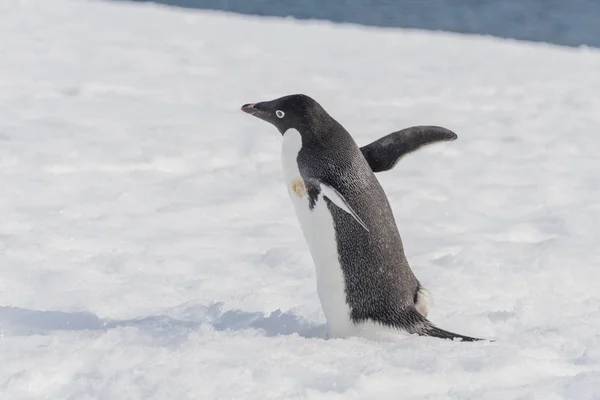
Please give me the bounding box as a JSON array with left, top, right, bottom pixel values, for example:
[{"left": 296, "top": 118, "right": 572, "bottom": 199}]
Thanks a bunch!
[
  {"left": 241, "top": 102, "right": 272, "bottom": 124},
  {"left": 241, "top": 103, "right": 259, "bottom": 115},
  {"left": 242, "top": 103, "right": 257, "bottom": 114}
]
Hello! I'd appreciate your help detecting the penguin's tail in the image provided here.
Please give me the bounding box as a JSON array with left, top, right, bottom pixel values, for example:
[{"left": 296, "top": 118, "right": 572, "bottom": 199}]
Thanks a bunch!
[
  {"left": 421, "top": 324, "right": 485, "bottom": 342},
  {"left": 407, "top": 308, "right": 487, "bottom": 342}
]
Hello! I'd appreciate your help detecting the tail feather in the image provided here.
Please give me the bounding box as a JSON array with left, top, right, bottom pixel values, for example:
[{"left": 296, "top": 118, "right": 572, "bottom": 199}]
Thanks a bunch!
[
  {"left": 422, "top": 324, "right": 485, "bottom": 342},
  {"left": 406, "top": 308, "right": 487, "bottom": 342}
]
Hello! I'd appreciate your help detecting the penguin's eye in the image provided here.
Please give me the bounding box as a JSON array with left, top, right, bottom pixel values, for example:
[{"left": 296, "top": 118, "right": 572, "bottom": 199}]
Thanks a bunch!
[{"left": 275, "top": 110, "right": 285, "bottom": 119}]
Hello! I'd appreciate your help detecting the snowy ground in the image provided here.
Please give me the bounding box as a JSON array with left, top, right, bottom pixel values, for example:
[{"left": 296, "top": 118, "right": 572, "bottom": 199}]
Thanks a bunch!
[{"left": 1, "top": 0, "right": 600, "bottom": 398}]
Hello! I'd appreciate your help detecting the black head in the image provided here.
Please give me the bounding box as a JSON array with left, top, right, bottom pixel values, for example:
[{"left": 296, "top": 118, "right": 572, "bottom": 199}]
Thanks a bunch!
[{"left": 241, "top": 94, "right": 330, "bottom": 135}]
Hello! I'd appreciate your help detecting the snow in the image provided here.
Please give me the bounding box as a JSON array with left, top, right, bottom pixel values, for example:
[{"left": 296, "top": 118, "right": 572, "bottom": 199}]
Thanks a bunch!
[{"left": 1, "top": 0, "right": 600, "bottom": 398}]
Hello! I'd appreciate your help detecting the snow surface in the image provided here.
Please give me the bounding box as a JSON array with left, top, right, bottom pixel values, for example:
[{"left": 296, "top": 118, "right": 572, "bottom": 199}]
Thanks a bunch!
[{"left": 1, "top": 0, "right": 600, "bottom": 398}]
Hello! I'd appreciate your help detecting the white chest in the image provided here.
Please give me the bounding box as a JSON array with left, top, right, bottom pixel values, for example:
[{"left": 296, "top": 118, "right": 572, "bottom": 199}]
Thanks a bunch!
[{"left": 280, "top": 129, "right": 353, "bottom": 337}]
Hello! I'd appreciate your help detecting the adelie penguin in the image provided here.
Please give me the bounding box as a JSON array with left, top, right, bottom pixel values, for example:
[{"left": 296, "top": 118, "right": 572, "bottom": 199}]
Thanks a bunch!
[{"left": 241, "top": 94, "right": 484, "bottom": 342}]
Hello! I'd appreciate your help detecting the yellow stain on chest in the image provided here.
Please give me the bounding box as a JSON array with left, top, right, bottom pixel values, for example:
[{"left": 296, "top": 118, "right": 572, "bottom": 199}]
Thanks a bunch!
[{"left": 291, "top": 176, "right": 307, "bottom": 197}]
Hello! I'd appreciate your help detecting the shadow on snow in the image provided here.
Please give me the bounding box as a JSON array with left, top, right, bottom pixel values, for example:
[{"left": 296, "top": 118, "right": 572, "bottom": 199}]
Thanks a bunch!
[{"left": 0, "top": 303, "right": 327, "bottom": 341}]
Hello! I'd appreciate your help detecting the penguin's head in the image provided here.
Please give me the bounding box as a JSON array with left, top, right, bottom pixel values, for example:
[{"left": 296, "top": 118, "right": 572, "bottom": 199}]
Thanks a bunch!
[{"left": 241, "top": 94, "right": 327, "bottom": 135}]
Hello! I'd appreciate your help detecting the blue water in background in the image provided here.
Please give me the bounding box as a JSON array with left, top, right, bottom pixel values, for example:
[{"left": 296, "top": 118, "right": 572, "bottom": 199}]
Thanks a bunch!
[{"left": 116, "top": 0, "right": 600, "bottom": 48}]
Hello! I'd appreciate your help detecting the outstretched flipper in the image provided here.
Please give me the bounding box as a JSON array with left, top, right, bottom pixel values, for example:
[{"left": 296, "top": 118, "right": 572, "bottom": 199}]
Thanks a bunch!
[{"left": 360, "top": 126, "right": 458, "bottom": 173}]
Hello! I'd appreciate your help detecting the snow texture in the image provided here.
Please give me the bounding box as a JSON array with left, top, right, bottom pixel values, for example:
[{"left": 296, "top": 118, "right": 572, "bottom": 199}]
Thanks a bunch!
[{"left": 1, "top": 0, "right": 600, "bottom": 398}]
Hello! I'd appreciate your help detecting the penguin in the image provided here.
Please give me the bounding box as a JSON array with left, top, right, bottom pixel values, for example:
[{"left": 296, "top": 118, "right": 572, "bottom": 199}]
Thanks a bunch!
[{"left": 241, "top": 94, "right": 484, "bottom": 342}]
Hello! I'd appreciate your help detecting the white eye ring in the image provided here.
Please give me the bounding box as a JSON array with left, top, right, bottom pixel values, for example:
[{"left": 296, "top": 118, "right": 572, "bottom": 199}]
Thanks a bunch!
[{"left": 275, "top": 110, "right": 285, "bottom": 119}]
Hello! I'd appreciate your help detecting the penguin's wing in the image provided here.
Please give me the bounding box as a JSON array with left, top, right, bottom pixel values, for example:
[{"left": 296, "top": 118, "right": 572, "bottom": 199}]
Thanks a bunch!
[
  {"left": 306, "top": 178, "right": 369, "bottom": 232},
  {"left": 360, "top": 126, "right": 458, "bottom": 173}
]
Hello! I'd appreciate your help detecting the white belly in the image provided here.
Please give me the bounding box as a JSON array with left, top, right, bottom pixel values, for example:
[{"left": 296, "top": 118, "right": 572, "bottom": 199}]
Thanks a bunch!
[{"left": 280, "top": 129, "right": 354, "bottom": 337}]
